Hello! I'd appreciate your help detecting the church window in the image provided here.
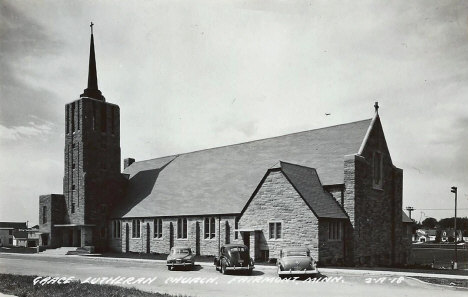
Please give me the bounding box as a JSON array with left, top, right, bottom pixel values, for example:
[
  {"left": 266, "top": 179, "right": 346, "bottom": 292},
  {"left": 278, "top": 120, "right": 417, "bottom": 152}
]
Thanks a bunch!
[
  {"left": 71, "top": 203, "right": 75, "bottom": 214},
  {"left": 42, "top": 206, "right": 47, "bottom": 224},
  {"left": 71, "top": 104, "right": 75, "bottom": 132},
  {"left": 269, "top": 222, "right": 282, "bottom": 240},
  {"left": 72, "top": 163, "right": 75, "bottom": 170},
  {"left": 66, "top": 107, "right": 69, "bottom": 134},
  {"left": 113, "top": 220, "right": 121, "bottom": 238},
  {"left": 234, "top": 217, "right": 239, "bottom": 240},
  {"left": 132, "top": 220, "right": 141, "bottom": 238},
  {"left": 92, "top": 102, "right": 96, "bottom": 131},
  {"left": 204, "top": 217, "right": 216, "bottom": 239},
  {"left": 77, "top": 102, "right": 80, "bottom": 131},
  {"left": 101, "top": 104, "right": 107, "bottom": 133},
  {"left": 154, "top": 219, "right": 162, "bottom": 238},
  {"left": 373, "top": 151, "right": 383, "bottom": 189},
  {"left": 72, "top": 184, "right": 75, "bottom": 191},
  {"left": 328, "top": 221, "right": 342, "bottom": 241},
  {"left": 177, "top": 218, "right": 187, "bottom": 239}
]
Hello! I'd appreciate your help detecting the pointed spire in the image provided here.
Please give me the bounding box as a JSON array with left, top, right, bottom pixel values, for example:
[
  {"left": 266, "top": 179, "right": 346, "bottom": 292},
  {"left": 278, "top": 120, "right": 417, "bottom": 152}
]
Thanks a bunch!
[{"left": 81, "top": 22, "right": 104, "bottom": 101}]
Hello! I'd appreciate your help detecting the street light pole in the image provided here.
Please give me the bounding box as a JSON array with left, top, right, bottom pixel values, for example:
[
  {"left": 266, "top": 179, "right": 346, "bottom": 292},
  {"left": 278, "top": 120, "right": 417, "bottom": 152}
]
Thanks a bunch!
[{"left": 451, "top": 186, "right": 458, "bottom": 270}]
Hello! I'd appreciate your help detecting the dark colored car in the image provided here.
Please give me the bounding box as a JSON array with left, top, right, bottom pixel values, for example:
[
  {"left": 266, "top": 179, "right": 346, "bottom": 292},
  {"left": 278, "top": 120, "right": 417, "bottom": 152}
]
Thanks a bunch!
[
  {"left": 166, "top": 246, "right": 195, "bottom": 270},
  {"left": 214, "top": 244, "right": 254, "bottom": 275},
  {"left": 277, "top": 247, "right": 318, "bottom": 278}
]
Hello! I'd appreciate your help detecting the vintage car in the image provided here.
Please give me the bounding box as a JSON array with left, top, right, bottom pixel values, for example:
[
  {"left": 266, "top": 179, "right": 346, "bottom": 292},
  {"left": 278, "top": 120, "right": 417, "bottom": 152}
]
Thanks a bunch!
[
  {"left": 166, "top": 246, "right": 195, "bottom": 270},
  {"left": 214, "top": 244, "right": 255, "bottom": 275},
  {"left": 277, "top": 247, "right": 318, "bottom": 278}
]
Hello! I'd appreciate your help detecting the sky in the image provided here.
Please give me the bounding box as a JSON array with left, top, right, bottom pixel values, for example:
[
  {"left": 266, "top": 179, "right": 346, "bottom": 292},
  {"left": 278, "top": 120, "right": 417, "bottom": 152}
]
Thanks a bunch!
[{"left": 0, "top": 0, "right": 467, "bottom": 226}]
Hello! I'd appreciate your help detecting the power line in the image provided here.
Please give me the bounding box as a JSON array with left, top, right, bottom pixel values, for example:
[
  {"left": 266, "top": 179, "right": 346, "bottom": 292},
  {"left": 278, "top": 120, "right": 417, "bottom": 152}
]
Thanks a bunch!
[{"left": 413, "top": 208, "right": 468, "bottom": 211}]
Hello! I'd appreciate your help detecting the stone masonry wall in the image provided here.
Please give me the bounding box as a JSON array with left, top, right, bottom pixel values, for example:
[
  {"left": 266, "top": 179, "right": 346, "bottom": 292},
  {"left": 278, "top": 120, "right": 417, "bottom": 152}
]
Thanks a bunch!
[
  {"left": 346, "top": 117, "right": 406, "bottom": 266},
  {"left": 39, "top": 194, "right": 66, "bottom": 247},
  {"left": 109, "top": 215, "right": 236, "bottom": 256},
  {"left": 239, "top": 170, "right": 320, "bottom": 261},
  {"left": 318, "top": 219, "right": 345, "bottom": 265}
]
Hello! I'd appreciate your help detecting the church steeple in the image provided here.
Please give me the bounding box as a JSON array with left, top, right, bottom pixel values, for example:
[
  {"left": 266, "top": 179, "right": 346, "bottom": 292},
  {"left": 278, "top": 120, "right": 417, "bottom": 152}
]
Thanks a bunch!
[{"left": 81, "top": 22, "right": 105, "bottom": 101}]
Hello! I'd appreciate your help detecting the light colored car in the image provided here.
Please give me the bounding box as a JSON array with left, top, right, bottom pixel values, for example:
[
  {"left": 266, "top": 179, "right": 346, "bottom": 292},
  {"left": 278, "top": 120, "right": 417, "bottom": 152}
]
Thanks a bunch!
[
  {"left": 277, "top": 247, "right": 318, "bottom": 278},
  {"left": 166, "top": 246, "right": 195, "bottom": 270}
]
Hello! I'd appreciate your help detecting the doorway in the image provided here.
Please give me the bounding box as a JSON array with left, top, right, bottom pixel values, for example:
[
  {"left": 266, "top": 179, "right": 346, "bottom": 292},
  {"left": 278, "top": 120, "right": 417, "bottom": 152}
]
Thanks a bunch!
[{"left": 242, "top": 232, "right": 250, "bottom": 250}]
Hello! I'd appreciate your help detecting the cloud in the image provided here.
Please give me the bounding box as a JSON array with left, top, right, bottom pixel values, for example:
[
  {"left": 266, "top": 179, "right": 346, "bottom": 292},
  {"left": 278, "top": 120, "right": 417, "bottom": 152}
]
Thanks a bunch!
[
  {"left": 0, "top": 2, "right": 64, "bottom": 128},
  {"left": 0, "top": 121, "right": 54, "bottom": 141}
]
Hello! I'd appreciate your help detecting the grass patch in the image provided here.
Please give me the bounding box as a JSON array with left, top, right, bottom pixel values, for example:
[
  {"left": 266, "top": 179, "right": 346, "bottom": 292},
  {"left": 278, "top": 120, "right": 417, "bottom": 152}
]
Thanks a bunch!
[
  {"left": 411, "top": 276, "right": 468, "bottom": 288},
  {"left": 0, "top": 274, "right": 187, "bottom": 297}
]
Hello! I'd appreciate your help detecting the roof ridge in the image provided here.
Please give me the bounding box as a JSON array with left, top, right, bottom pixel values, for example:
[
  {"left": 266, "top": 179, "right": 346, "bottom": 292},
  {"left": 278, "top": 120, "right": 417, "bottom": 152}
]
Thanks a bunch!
[{"left": 131, "top": 118, "right": 373, "bottom": 165}]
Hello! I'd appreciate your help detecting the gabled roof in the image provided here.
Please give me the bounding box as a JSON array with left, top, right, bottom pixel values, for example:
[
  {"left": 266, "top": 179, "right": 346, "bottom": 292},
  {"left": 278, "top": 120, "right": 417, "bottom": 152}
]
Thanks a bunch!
[
  {"left": 113, "top": 119, "right": 372, "bottom": 218},
  {"left": 280, "top": 162, "right": 347, "bottom": 219},
  {"left": 0, "top": 222, "right": 27, "bottom": 229}
]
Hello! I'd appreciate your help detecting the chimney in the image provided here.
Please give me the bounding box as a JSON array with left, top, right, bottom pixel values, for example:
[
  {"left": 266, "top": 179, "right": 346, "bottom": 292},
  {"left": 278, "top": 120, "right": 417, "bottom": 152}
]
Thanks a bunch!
[{"left": 124, "top": 158, "right": 135, "bottom": 169}]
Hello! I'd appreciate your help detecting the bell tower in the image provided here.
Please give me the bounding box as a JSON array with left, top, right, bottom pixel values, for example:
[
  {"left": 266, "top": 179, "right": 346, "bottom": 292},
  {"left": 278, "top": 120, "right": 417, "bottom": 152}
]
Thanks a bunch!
[{"left": 62, "top": 23, "right": 124, "bottom": 251}]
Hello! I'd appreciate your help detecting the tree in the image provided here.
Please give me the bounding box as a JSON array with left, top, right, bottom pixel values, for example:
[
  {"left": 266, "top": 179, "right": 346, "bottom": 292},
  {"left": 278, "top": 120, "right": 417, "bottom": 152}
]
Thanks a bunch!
[{"left": 421, "top": 217, "right": 437, "bottom": 229}]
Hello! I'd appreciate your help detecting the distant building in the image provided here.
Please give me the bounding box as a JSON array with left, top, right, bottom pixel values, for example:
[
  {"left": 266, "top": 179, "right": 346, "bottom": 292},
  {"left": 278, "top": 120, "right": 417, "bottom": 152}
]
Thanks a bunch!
[
  {"left": 0, "top": 222, "right": 27, "bottom": 247},
  {"left": 38, "top": 27, "right": 412, "bottom": 266},
  {"left": 439, "top": 229, "right": 463, "bottom": 242}
]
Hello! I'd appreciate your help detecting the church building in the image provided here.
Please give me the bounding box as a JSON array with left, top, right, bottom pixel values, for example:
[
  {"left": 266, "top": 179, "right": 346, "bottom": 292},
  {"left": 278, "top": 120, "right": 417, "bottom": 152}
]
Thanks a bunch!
[{"left": 39, "top": 27, "right": 412, "bottom": 266}]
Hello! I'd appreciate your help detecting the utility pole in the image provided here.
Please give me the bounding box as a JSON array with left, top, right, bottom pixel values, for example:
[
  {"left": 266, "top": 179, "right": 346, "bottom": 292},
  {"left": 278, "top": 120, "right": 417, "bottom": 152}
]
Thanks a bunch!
[
  {"left": 406, "top": 206, "right": 415, "bottom": 219},
  {"left": 451, "top": 186, "right": 458, "bottom": 270}
]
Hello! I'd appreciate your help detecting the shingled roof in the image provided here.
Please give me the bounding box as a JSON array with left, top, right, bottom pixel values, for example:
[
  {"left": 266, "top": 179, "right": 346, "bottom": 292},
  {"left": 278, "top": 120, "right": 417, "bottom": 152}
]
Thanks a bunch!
[
  {"left": 113, "top": 119, "right": 372, "bottom": 218},
  {"left": 280, "top": 162, "right": 347, "bottom": 219}
]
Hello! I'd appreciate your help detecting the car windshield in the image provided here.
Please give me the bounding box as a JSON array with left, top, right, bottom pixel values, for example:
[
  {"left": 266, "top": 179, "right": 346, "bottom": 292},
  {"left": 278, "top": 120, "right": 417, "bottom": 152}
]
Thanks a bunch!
[
  {"left": 285, "top": 251, "right": 308, "bottom": 257},
  {"left": 172, "top": 249, "right": 191, "bottom": 255}
]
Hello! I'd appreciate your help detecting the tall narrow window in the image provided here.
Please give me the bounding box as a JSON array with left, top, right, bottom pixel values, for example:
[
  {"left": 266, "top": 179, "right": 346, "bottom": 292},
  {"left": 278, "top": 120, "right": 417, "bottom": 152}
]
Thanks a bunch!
[
  {"left": 234, "top": 217, "right": 239, "bottom": 240},
  {"left": 66, "top": 106, "right": 69, "bottom": 134},
  {"left": 101, "top": 104, "right": 107, "bottom": 133},
  {"left": 42, "top": 206, "right": 47, "bottom": 224},
  {"left": 269, "top": 222, "right": 282, "bottom": 239},
  {"left": 132, "top": 220, "right": 141, "bottom": 238},
  {"left": 328, "top": 221, "right": 342, "bottom": 240},
  {"left": 71, "top": 104, "right": 75, "bottom": 132},
  {"left": 71, "top": 203, "right": 75, "bottom": 214},
  {"left": 113, "top": 221, "right": 121, "bottom": 238},
  {"left": 178, "top": 218, "right": 187, "bottom": 239},
  {"left": 154, "top": 219, "right": 162, "bottom": 238},
  {"left": 373, "top": 151, "right": 383, "bottom": 189},
  {"left": 92, "top": 102, "right": 96, "bottom": 130},
  {"left": 77, "top": 102, "right": 80, "bottom": 131},
  {"left": 204, "top": 218, "right": 216, "bottom": 239}
]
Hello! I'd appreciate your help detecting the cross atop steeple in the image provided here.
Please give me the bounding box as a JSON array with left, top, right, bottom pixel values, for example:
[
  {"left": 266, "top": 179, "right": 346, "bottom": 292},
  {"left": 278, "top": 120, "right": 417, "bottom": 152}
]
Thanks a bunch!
[
  {"left": 374, "top": 102, "right": 379, "bottom": 114},
  {"left": 80, "top": 22, "right": 104, "bottom": 101}
]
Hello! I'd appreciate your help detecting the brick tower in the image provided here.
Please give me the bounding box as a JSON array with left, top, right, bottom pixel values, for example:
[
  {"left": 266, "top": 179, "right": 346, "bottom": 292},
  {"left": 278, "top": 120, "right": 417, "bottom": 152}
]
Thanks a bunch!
[{"left": 40, "top": 24, "right": 126, "bottom": 252}]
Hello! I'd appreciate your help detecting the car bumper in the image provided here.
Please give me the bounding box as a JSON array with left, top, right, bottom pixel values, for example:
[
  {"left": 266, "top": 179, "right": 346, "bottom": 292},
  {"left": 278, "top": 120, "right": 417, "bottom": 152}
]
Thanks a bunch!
[
  {"left": 278, "top": 269, "right": 318, "bottom": 276},
  {"left": 225, "top": 265, "right": 255, "bottom": 271},
  {"left": 167, "top": 262, "right": 193, "bottom": 266}
]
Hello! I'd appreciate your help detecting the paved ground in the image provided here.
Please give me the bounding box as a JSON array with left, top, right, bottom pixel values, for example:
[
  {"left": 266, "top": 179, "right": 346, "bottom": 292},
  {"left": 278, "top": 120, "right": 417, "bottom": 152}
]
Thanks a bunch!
[{"left": 1, "top": 253, "right": 467, "bottom": 297}]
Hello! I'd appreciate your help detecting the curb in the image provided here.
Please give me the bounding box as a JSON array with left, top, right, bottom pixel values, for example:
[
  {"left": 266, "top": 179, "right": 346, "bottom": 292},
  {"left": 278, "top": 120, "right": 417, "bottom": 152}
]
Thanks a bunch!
[{"left": 406, "top": 276, "right": 468, "bottom": 291}]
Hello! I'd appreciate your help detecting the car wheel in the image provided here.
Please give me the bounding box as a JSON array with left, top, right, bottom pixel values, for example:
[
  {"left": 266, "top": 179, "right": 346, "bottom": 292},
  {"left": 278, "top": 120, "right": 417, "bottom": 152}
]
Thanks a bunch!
[
  {"left": 247, "top": 268, "right": 253, "bottom": 275},
  {"left": 221, "top": 261, "right": 227, "bottom": 275},
  {"left": 278, "top": 265, "right": 284, "bottom": 279},
  {"left": 167, "top": 266, "right": 171, "bottom": 271}
]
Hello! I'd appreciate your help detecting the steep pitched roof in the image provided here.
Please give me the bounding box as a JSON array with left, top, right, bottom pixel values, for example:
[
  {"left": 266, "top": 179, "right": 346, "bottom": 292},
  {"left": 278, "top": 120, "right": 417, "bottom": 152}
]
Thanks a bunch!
[
  {"left": 113, "top": 119, "right": 372, "bottom": 218},
  {"left": 280, "top": 162, "right": 347, "bottom": 219}
]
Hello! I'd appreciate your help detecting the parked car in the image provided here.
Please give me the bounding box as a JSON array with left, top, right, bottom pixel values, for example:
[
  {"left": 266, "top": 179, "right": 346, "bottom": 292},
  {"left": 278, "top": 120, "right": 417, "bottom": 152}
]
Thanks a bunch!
[
  {"left": 277, "top": 247, "right": 318, "bottom": 278},
  {"left": 214, "top": 244, "right": 254, "bottom": 275},
  {"left": 166, "top": 246, "right": 195, "bottom": 270}
]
